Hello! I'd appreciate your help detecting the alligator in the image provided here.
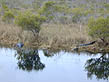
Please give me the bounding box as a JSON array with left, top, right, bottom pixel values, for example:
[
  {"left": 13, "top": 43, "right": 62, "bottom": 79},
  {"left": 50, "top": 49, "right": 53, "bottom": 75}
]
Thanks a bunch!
[
  {"left": 72, "top": 41, "right": 97, "bottom": 51},
  {"left": 78, "top": 41, "right": 97, "bottom": 47}
]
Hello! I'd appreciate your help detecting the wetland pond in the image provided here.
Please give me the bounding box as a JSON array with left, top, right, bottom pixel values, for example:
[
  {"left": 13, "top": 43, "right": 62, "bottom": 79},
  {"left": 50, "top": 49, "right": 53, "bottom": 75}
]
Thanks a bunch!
[{"left": 0, "top": 47, "right": 108, "bottom": 82}]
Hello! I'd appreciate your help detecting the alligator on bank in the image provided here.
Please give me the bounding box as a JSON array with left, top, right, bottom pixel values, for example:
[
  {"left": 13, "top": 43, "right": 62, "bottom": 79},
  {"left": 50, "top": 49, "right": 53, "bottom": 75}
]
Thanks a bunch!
[
  {"left": 73, "top": 41, "right": 97, "bottom": 51},
  {"left": 78, "top": 41, "right": 97, "bottom": 47}
]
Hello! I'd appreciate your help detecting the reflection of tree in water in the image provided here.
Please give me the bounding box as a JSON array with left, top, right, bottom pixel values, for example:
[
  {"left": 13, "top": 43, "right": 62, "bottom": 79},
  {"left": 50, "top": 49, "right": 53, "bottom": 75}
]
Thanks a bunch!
[
  {"left": 85, "top": 53, "right": 109, "bottom": 80},
  {"left": 43, "top": 49, "right": 60, "bottom": 57},
  {"left": 15, "top": 49, "right": 45, "bottom": 72}
]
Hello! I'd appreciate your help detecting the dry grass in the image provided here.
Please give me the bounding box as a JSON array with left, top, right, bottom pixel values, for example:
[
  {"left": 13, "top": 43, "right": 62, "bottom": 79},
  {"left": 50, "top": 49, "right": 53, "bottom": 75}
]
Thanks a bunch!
[
  {"left": 39, "top": 23, "right": 91, "bottom": 49},
  {"left": 0, "top": 22, "right": 21, "bottom": 45},
  {"left": 0, "top": 21, "right": 37, "bottom": 47},
  {"left": 0, "top": 21, "right": 91, "bottom": 49}
]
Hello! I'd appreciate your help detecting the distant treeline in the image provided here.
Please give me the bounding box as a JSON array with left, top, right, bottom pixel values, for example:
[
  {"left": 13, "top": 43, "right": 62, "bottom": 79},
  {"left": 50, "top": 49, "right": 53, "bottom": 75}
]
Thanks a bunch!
[{"left": 0, "top": 0, "right": 109, "bottom": 24}]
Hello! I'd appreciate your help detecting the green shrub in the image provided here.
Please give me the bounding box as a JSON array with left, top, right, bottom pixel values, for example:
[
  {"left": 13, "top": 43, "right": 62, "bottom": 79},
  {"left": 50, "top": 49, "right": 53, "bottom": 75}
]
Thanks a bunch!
[
  {"left": 88, "top": 17, "right": 109, "bottom": 42},
  {"left": 2, "top": 10, "right": 14, "bottom": 23},
  {"left": 71, "top": 8, "right": 86, "bottom": 23},
  {"left": 104, "top": 3, "right": 109, "bottom": 10},
  {"left": 72, "top": 14, "right": 82, "bottom": 23},
  {"left": 2, "top": 4, "right": 9, "bottom": 11},
  {"left": 38, "top": 1, "right": 56, "bottom": 22},
  {"left": 15, "top": 11, "right": 46, "bottom": 33}
]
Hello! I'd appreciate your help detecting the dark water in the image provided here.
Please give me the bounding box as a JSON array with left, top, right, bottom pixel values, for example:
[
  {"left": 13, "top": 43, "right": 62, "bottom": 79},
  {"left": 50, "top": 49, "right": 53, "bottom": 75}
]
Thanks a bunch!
[{"left": 0, "top": 48, "right": 108, "bottom": 82}]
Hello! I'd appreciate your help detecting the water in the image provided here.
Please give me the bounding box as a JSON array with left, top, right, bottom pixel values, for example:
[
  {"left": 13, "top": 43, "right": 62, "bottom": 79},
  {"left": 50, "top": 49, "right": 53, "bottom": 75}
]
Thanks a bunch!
[{"left": 0, "top": 48, "right": 108, "bottom": 82}]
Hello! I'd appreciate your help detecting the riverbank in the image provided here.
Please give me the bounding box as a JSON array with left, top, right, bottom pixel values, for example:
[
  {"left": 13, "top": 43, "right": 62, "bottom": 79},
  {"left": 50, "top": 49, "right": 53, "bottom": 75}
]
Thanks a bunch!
[{"left": 0, "top": 22, "right": 109, "bottom": 53}]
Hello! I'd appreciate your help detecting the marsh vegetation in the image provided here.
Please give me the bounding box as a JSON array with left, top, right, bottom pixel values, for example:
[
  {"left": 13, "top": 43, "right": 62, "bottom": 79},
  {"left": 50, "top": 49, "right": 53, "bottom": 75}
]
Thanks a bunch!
[{"left": 0, "top": 0, "right": 109, "bottom": 52}]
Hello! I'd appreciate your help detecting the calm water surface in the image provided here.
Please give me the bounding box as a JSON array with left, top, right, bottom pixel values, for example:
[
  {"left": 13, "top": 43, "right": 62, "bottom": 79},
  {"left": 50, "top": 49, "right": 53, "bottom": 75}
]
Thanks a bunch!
[{"left": 0, "top": 48, "right": 108, "bottom": 82}]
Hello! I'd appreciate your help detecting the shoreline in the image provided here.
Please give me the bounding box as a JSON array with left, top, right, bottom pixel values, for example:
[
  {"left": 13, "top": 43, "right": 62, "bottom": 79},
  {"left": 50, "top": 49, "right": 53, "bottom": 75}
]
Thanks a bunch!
[{"left": 0, "top": 40, "right": 109, "bottom": 54}]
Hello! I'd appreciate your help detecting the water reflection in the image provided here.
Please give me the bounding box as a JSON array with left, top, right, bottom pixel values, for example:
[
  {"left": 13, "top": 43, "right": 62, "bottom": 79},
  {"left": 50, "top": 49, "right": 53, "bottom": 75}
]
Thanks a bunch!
[
  {"left": 43, "top": 49, "right": 60, "bottom": 57},
  {"left": 0, "top": 47, "right": 108, "bottom": 82},
  {"left": 15, "top": 48, "right": 109, "bottom": 81},
  {"left": 85, "top": 53, "right": 109, "bottom": 80},
  {"left": 15, "top": 49, "right": 45, "bottom": 71}
]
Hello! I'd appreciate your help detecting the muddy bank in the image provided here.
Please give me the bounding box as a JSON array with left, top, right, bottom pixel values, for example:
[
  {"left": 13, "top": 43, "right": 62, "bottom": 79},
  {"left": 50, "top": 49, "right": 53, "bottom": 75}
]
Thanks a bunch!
[
  {"left": 78, "top": 45, "right": 109, "bottom": 53},
  {"left": 0, "top": 39, "right": 109, "bottom": 53}
]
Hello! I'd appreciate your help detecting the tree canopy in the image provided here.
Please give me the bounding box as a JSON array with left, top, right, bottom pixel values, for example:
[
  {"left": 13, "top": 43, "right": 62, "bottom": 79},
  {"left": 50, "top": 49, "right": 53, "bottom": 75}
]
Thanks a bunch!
[{"left": 88, "top": 17, "right": 109, "bottom": 42}]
